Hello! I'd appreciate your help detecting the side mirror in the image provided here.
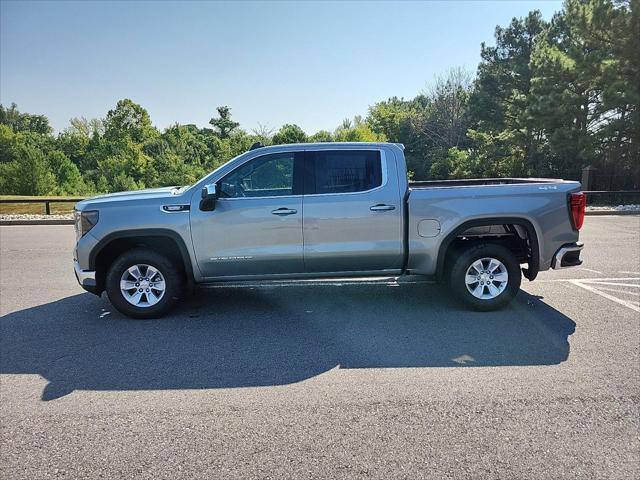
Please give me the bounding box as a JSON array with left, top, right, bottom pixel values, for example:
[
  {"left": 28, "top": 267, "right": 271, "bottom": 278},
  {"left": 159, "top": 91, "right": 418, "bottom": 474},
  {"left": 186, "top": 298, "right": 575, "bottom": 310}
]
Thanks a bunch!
[
  {"left": 201, "top": 183, "right": 217, "bottom": 199},
  {"left": 200, "top": 183, "right": 218, "bottom": 211}
]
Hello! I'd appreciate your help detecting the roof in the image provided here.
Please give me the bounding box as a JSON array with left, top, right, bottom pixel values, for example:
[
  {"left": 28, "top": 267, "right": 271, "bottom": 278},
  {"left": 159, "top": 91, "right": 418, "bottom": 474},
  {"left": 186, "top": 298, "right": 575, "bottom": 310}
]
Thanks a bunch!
[{"left": 248, "top": 142, "right": 404, "bottom": 153}]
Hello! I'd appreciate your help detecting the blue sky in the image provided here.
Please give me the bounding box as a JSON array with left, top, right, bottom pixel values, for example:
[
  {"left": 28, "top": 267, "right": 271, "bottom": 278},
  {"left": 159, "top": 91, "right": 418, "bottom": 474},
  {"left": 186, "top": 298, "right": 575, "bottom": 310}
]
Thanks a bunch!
[{"left": 1, "top": 0, "right": 562, "bottom": 134}]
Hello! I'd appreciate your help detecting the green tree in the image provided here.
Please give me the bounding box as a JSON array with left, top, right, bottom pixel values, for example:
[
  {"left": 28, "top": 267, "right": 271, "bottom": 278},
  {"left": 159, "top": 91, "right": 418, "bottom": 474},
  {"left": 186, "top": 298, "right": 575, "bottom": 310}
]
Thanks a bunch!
[
  {"left": 0, "top": 102, "right": 52, "bottom": 134},
  {"left": 468, "top": 11, "right": 548, "bottom": 177},
  {"left": 103, "top": 99, "right": 157, "bottom": 144},
  {"left": 0, "top": 124, "right": 16, "bottom": 163},
  {"left": 529, "top": 0, "right": 638, "bottom": 182},
  {"left": 308, "top": 130, "right": 334, "bottom": 142},
  {"left": 47, "top": 150, "right": 88, "bottom": 194},
  {"left": 0, "top": 144, "right": 56, "bottom": 195},
  {"left": 272, "top": 124, "right": 307, "bottom": 144},
  {"left": 367, "top": 96, "right": 427, "bottom": 176},
  {"left": 332, "top": 116, "right": 386, "bottom": 142},
  {"left": 367, "top": 97, "right": 418, "bottom": 144},
  {"left": 209, "top": 106, "right": 240, "bottom": 139}
]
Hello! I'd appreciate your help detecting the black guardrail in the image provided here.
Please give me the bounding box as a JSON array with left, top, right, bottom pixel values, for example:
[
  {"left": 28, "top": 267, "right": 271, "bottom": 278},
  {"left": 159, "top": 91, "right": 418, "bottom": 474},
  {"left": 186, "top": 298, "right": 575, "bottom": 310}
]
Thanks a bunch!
[{"left": 0, "top": 198, "right": 83, "bottom": 215}]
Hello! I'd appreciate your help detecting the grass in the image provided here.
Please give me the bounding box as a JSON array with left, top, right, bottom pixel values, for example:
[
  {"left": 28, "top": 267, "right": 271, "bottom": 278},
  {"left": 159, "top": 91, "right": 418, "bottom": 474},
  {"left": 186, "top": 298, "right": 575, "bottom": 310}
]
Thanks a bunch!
[{"left": 0, "top": 195, "right": 84, "bottom": 215}]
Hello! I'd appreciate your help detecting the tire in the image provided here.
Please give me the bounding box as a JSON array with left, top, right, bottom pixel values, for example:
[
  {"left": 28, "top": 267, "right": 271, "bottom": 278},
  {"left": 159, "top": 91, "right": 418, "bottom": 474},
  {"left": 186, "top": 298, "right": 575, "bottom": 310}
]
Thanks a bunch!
[
  {"left": 449, "top": 242, "right": 521, "bottom": 311},
  {"left": 105, "top": 248, "right": 183, "bottom": 319}
]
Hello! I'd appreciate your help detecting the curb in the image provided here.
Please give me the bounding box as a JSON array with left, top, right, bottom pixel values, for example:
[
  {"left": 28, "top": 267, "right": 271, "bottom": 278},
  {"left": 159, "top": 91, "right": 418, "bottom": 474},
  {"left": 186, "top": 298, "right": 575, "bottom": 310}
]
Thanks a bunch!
[
  {"left": 585, "top": 210, "right": 640, "bottom": 216},
  {"left": 0, "top": 219, "right": 74, "bottom": 226}
]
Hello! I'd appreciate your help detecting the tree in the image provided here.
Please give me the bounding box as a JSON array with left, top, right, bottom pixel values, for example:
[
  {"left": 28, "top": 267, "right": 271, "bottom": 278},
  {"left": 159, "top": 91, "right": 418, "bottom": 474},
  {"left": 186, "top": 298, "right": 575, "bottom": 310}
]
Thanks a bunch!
[
  {"left": 529, "top": 0, "right": 638, "bottom": 183},
  {"left": 103, "top": 99, "right": 157, "bottom": 144},
  {"left": 56, "top": 130, "right": 90, "bottom": 169},
  {"left": 209, "top": 106, "right": 239, "bottom": 139},
  {"left": 272, "top": 124, "right": 307, "bottom": 144},
  {"left": 334, "top": 121, "right": 386, "bottom": 142},
  {"left": 308, "top": 130, "right": 334, "bottom": 142},
  {"left": 0, "top": 144, "right": 56, "bottom": 195},
  {"left": 468, "top": 11, "right": 548, "bottom": 176},
  {"left": 66, "top": 117, "right": 104, "bottom": 137},
  {"left": 251, "top": 123, "right": 275, "bottom": 145},
  {"left": 367, "top": 96, "right": 428, "bottom": 177},
  {"left": 367, "top": 97, "right": 418, "bottom": 144},
  {"left": 0, "top": 124, "right": 16, "bottom": 163},
  {"left": 418, "top": 68, "right": 473, "bottom": 148},
  {"left": 0, "top": 102, "right": 51, "bottom": 134},
  {"left": 430, "top": 147, "right": 479, "bottom": 179},
  {"left": 48, "top": 150, "right": 87, "bottom": 194}
]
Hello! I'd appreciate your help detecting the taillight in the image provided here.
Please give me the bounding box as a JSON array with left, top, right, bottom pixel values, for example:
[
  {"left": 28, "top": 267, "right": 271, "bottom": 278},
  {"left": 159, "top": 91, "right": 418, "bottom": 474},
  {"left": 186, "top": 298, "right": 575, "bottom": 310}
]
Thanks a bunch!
[{"left": 570, "top": 192, "right": 586, "bottom": 230}]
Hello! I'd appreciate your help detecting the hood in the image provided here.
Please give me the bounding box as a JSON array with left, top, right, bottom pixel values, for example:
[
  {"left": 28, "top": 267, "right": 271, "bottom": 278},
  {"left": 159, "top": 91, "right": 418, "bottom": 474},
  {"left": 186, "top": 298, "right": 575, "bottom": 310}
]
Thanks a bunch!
[{"left": 75, "top": 186, "right": 187, "bottom": 210}]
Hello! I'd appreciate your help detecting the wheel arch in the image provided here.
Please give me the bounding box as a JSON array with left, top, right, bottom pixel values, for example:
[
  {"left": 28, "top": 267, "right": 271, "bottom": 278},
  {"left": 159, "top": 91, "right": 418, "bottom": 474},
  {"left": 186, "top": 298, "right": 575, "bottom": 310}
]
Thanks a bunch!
[
  {"left": 436, "top": 217, "right": 541, "bottom": 282},
  {"left": 89, "top": 229, "right": 195, "bottom": 294}
]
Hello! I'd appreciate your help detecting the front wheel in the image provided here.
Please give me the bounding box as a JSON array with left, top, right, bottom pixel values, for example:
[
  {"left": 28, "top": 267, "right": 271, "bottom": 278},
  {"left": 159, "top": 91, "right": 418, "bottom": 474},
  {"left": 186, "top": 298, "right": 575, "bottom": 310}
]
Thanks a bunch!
[
  {"left": 105, "top": 248, "right": 182, "bottom": 319},
  {"left": 449, "top": 243, "right": 521, "bottom": 311}
]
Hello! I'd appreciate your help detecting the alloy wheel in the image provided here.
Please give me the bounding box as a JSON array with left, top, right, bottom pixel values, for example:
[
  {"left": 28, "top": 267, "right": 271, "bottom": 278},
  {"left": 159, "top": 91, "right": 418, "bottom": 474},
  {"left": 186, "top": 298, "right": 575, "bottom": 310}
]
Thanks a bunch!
[
  {"left": 120, "top": 264, "right": 166, "bottom": 307},
  {"left": 464, "top": 257, "right": 509, "bottom": 300}
]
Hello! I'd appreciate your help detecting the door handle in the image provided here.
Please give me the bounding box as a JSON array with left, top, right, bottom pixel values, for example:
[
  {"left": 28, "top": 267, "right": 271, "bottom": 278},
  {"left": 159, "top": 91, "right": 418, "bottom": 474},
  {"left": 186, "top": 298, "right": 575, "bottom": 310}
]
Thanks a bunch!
[
  {"left": 370, "top": 204, "right": 396, "bottom": 211},
  {"left": 271, "top": 207, "right": 298, "bottom": 216}
]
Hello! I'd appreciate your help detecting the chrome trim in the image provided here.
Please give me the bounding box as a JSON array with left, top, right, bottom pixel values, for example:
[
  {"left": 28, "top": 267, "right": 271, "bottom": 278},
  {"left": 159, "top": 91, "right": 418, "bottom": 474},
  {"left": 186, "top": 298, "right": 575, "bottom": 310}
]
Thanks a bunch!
[
  {"left": 74, "top": 260, "right": 96, "bottom": 286},
  {"left": 217, "top": 194, "right": 302, "bottom": 202},
  {"left": 202, "top": 183, "right": 217, "bottom": 198},
  {"left": 200, "top": 269, "right": 404, "bottom": 283},
  {"left": 160, "top": 205, "right": 190, "bottom": 213},
  {"left": 552, "top": 242, "right": 584, "bottom": 269}
]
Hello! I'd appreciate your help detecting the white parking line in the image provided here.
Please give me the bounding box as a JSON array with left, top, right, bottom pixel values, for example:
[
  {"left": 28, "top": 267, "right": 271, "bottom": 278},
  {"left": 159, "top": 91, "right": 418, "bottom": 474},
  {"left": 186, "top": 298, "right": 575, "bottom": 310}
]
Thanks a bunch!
[
  {"left": 536, "top": 277, "right": 640, "bottom": 283},
  {"left": 579, "top": 267, "right": 603, "bottom": 274},
  {"left": 590, "top": 285, "right": 640, "bottom": 295},
  {"left": 581, "top": 281, "right": 640, "bottom": 288},
  {"left": 569, "top": 279, "right": 640, "bottom": 313}
]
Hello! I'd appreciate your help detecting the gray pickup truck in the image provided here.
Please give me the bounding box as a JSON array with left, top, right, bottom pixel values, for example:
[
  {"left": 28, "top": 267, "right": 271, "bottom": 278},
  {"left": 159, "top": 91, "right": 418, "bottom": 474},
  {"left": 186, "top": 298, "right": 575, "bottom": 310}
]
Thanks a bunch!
[{"left": 74, "top": 142, "right": 585, "bottom": 318}]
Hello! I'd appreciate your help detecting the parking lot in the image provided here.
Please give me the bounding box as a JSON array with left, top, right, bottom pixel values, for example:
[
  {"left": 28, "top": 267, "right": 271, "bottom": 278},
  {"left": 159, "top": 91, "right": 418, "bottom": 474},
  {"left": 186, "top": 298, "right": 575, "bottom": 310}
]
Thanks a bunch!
[{"left": 1, "top": 216, "right": 638, "bottom": 479}]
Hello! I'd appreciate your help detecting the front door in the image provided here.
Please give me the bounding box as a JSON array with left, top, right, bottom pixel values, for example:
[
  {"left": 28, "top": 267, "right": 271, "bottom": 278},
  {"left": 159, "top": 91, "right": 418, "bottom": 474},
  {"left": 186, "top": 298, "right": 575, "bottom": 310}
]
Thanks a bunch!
[{"left": 190, "top": 151, "right": 304, "bottom": 278}]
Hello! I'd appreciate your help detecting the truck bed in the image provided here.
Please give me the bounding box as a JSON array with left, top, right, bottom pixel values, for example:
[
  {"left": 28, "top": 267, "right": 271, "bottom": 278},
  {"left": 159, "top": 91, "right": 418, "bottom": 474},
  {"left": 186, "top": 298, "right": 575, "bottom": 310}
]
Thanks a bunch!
[{"left": 404, "top": 178, "right": 581, "bottom": 276}]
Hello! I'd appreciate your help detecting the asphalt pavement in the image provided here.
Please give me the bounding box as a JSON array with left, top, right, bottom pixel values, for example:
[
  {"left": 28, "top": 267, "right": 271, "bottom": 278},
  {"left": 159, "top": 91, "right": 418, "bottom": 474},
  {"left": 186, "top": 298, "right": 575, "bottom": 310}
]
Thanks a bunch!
[{"left": 1, "top": 216, "right": 639, "bottom": 479}]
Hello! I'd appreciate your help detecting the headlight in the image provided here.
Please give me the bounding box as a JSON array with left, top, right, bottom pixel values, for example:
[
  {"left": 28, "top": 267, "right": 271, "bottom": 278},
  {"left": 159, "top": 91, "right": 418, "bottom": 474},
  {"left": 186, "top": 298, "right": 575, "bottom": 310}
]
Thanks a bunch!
[{"left": 74, "top": 210, "right": 99, "bottom": 240}]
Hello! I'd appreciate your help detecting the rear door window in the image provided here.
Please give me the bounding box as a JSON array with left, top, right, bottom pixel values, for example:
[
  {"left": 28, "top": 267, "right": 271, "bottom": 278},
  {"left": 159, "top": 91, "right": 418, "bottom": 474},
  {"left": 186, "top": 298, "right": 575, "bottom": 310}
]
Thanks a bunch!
[{"left": 307, "top": 150, "right": 382, "bottom": 194}]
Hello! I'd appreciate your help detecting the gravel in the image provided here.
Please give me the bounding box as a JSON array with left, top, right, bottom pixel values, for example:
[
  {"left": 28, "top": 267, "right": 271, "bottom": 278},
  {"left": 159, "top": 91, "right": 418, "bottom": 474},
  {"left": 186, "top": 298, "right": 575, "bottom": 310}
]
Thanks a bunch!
[
  {"left": 586, "top": 204, "right": 640, "bottom": 212},
  {"left": 0, "top": 214, "right": 74, "bottom": 221}
]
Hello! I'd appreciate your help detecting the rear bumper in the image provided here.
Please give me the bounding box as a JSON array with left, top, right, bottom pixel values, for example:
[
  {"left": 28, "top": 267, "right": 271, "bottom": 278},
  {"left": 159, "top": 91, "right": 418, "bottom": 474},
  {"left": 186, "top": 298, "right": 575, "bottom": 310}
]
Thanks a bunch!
[
  {"left": 552, "top": 242, "right": 584, "bottom": 269},
  {"left": 74, "top": 260, "right": 99, "bottom": 294}
]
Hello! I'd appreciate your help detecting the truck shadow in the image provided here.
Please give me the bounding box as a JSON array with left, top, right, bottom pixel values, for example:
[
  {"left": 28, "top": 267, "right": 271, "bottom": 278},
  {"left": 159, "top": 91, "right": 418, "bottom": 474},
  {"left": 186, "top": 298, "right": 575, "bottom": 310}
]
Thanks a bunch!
[{"left": 1, "top": 284, "right": 576, "bottom": 400}]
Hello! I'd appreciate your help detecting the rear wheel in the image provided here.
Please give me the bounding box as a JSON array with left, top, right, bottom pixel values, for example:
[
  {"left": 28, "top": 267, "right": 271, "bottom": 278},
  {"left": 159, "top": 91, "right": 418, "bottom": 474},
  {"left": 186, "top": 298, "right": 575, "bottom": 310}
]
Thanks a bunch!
[
  {"left": 106, "top": 248, "right": 182, "bottom": 319},
  {"left": 449, "top": 243, "right": 521, "bottom": 311}
]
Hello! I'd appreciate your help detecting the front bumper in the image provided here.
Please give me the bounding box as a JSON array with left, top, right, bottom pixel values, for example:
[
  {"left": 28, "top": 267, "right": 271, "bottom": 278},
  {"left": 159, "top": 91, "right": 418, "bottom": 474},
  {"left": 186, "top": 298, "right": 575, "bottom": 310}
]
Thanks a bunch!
[
  {"left": 552, "top": 242, "right": 584, "bottom": 269},
  {"left": 74, "top": 260, "right": 98, "bottom": 294}
]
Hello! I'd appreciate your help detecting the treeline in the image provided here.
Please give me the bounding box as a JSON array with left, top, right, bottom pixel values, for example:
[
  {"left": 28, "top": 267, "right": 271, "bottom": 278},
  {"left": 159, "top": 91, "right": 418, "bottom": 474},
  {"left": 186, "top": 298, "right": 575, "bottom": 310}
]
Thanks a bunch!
[{"left": 0, "top": 0, "right": 637, "bottom": 196}]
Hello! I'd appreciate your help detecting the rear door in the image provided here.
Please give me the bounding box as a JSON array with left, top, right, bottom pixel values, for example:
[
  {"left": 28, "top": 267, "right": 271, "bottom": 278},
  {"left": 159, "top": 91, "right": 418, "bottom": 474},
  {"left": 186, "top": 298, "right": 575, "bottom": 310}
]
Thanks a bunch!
[
  {"left": 190, "top": 151, "right": 304, "bottom": 278},
  {"left": 302, "top": 149, "right": 404, "bottom": 273}
]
